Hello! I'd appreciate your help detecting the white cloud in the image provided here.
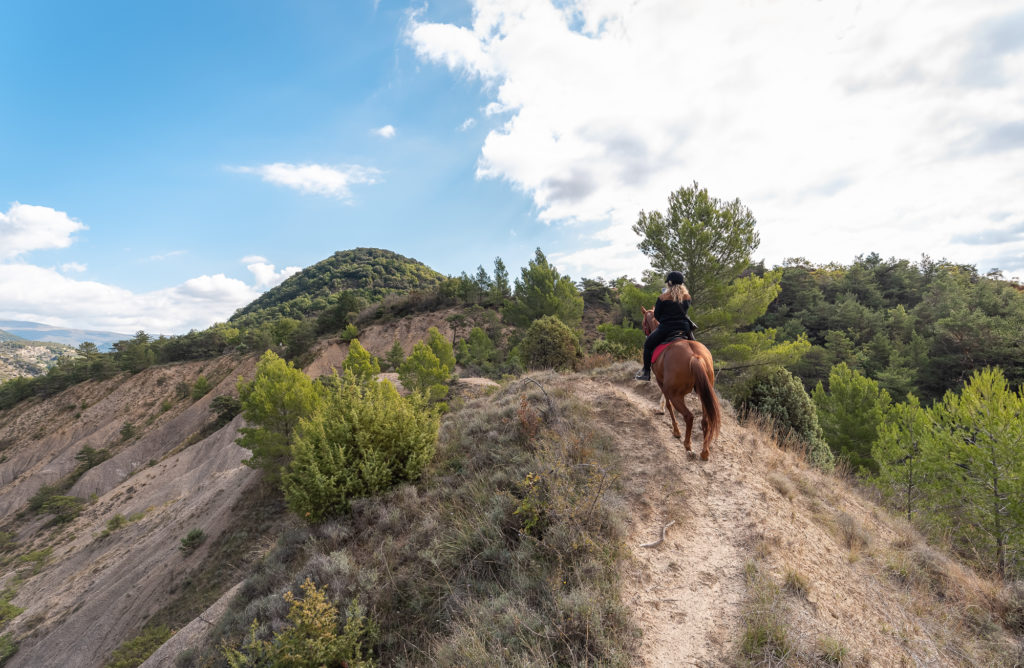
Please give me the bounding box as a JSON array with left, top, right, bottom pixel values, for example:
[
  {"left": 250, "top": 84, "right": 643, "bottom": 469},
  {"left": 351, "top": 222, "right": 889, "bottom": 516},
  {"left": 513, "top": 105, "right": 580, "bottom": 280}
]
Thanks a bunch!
[
  {"left": 0, "top": 263, "right": 263, "bottom": 333},
  {"left": 0, "top": 204, "right": 307, "bottom": 333},
  {"left": 147, "top": 250, "right": 186, "bottom": 261},
  {"left": 230, "top": 162, "right": 382, "bottom": 200},
  {"left": 408, "top": 0, "right": 1024, "bottom": 279},
  {"left": 0, "top": 203, "right": 87, "bottom": 259},
  {"left": 373, "top": 124, "right": 397, "bottom": 138},
  {"left": 459, "top": 118, "right": 477, "bottom": 131},
  {"left": 246, "top": 260, "right": 302, "bottom": 289}
]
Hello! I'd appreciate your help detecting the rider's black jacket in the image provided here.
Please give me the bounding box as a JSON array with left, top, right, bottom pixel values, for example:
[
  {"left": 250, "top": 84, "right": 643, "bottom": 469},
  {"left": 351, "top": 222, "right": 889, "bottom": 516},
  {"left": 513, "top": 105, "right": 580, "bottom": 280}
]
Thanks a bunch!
[{"left": 653, "top": 295, "right": 690, "bottom": 331}]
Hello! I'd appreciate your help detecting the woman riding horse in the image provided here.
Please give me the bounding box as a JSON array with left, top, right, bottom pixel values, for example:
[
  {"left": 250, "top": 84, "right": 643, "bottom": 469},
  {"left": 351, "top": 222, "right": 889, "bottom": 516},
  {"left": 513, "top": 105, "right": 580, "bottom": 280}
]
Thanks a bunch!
[{"left": 635, "top": 271, "right": 695, "bottom": 381}]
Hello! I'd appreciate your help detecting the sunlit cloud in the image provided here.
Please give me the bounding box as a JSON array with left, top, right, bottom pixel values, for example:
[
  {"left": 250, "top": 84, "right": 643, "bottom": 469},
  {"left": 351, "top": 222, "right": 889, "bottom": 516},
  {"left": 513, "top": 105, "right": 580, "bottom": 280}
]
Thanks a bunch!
[
  {"left": 229, "top": 162, "right": 382, "bottom": 200},
  {"left": 0, "top": 203, "right": 87, "bottom": 259},
  {"left": 60, "top": 262, "right": 87, "bottom": 273},
  {"left": 409, "top": 0, "right": 1024, "bottom": 278},
  {"left": 373, "top": 124, "right": 396, "bottom": 138},
  {"left": 245, "top": 259, "right": 302, "bottom": 289}
]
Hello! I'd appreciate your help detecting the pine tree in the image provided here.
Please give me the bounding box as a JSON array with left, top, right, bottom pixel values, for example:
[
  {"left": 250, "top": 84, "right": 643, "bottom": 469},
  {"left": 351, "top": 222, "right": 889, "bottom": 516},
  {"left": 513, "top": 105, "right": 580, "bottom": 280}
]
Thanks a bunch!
[
  {"left": 342, "top": 339, "right": 380, "bottom": 386},
  {"left": 872, "top": 394, "right": 930, "bottom": 521},
  {"left": 385, "top": 340, "right": 405, "bottom": 371},
  {"left": 632, "top": 180, "right": 759, "bottom": 306},
  {"left": 928, "top": 368, "right": 1024, "bottom": 578},
  {"left": 237, "top": 351, "right": 322, "bottom": 483},
  {"left": 503, "top": 248, "right": 583, "bottom": 327},
  {"left": 398, "top": 343, "right": 449, "bottom": 398},
  {"left": 812, "top": 363, "right": 892, "bottom": 474},
  {"left": 425, "top": 327, "right": 455, "bottom": 374},
  {"left": 491, "top": 257, "right": 511, "bottom": 305}
]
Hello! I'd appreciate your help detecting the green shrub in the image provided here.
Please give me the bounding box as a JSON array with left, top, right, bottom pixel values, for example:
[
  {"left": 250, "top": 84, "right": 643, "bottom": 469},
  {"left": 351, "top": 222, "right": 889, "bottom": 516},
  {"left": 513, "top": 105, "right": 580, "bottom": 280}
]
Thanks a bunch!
[
  {"left": 180, "top": 528, "right": 206, "bottom": 554},
  {"left": 384, "top": 340, "right": 405, "bottom": 371},
  {"left": 591, "top": 338, "right": 635, "bottom": 361},
  {"left": 211, "top": 395, "right": 242, "bottom": 426},
  {"left": 27, "top": 485, "right": 62, "bottom": 513},
  {"left": 283, "top": 380, "right": 438, "bottom": 522},
  {"left": 455, "top": 327, "right": 498, "bottom": 374},
  {"left": 733, "top": 366, "right": 834, "bottom": 470},
  {"left": 0, "top": 588, "right": 22, "bottom": 625},
  {"left": 517, "top": 315, "right": 580, "bottom": 370},
  {"left": 191, "top": 375, "right": 212, "bottom": 400},
  {"left": 338, "top": 323, "right": 360, "bottom": 343},
  {"left": 397, "top": 343, "right": 450, "bottom": 395},
  {"left": 223, "top": 578, "right": 376, "bottom": 667},
  {"left": 17, "top": 548, "right": 51, "bottom": 575},
  {"left": 0, "top": 634, "right": 16, "bottom": 666},
  {"left": 42, "top": 495, "right": 84, "bottom": 523},
  {"left": 106, "top": 624, "right": 173, "bottom": 668},
  {"left": 342, "top": 339, "right": 380, "bottom": 386},
  {"left": 120, "top": 423, "right": 138, "bottom": 442}
]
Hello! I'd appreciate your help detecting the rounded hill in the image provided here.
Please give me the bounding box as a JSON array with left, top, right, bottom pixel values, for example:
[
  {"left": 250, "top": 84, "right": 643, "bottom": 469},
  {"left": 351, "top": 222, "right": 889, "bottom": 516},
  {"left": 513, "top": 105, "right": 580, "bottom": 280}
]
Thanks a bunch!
[{"left": 230, "top": 248, "right": 445, "bottom": 325}]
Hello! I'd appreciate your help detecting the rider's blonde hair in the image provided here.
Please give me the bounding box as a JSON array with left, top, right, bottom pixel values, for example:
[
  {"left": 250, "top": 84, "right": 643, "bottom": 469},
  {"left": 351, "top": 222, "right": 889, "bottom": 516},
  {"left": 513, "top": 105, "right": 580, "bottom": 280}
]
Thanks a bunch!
[{"left": 665, "top": 283, "right": 691, "bottom": 302}]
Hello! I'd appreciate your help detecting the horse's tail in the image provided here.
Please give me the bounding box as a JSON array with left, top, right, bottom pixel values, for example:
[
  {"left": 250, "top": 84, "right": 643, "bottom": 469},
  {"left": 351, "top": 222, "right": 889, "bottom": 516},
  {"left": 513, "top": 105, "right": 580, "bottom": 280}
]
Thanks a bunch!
[{"left": 689, "top": 355, "right": 721, "bottom": 446}]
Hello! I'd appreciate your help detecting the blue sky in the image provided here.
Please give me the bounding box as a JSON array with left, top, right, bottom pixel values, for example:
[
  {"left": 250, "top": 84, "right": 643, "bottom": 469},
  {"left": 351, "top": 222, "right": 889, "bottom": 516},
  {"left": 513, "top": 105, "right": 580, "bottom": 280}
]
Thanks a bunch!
[{"left": 2, "top": 1, "right": 1023, "bottom": 333}]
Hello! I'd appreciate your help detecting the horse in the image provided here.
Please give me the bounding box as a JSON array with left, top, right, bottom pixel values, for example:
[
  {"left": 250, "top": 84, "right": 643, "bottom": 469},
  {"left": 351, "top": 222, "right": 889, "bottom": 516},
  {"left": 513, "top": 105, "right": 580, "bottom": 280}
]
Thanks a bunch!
[{"left": 641, "top": 306, "right": 722, "bottom": 460}]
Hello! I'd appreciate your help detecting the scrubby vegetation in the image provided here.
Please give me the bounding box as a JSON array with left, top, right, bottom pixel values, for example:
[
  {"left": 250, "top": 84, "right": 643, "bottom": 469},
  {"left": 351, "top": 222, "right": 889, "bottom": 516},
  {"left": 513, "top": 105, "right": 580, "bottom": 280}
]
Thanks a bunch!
[{"left": 194, "top": 378, "right": 635, "bottom": 666}]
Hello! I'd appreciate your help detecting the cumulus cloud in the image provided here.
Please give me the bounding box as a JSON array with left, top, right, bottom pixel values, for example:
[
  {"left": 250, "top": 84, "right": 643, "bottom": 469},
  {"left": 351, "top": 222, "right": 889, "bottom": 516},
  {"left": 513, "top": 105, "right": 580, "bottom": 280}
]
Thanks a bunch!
[
  {"left": 373, "top": 124, "right": 397, "bottom": 138},
  {"left": 408, "top": 0, "right": 1024, "bottom": 278},
  {"left": 60, "top": 262, "right": 87, "bottom": 273},
  {"left": 0, "top": 203, "right": 87, "bottom": 259},
  {"left": 246, "top": 259, "right": 302, "bottom": 289},
  {"left": 0, "top": 263, "right": 263, "bottom": 333},
  {"left": 230, "top": 162, "right": 382, "bottom": 200}
]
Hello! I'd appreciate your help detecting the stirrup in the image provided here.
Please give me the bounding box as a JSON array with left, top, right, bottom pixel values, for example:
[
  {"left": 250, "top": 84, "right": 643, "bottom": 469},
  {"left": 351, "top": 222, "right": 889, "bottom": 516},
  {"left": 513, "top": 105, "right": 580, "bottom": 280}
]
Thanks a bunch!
[{"left": 634, "top": 368, "right": 651, "bottom": 381}]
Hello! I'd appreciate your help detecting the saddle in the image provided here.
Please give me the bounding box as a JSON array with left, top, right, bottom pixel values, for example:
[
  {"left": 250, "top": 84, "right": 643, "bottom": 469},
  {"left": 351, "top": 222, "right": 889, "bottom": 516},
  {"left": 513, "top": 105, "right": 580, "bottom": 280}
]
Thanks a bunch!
[{"left": 652, "top": 332, "right": 693, "bottom": 365}]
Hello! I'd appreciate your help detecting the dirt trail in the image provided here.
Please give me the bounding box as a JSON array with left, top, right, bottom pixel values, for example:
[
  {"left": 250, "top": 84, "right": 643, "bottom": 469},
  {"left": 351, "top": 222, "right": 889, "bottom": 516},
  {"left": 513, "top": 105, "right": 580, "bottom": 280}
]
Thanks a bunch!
[{"left": 586, "top": 380, "right": 757, "bottom": 666}]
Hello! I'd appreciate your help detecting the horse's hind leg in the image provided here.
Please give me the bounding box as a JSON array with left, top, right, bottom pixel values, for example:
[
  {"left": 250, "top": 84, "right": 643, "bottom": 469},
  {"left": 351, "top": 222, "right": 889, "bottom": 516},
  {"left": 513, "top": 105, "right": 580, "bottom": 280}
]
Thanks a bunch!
[
  {"left": 662, "top": 391, "right": 682, "bottom": 439},
  {"left": 675, "top": 395, "right": 694, "bottom": 451}
]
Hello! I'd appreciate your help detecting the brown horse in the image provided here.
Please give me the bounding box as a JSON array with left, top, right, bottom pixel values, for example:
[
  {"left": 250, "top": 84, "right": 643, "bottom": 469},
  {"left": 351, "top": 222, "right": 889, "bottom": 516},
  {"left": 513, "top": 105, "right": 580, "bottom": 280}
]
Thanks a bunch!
[{"left": 641, "top": 306, "right": 722, "bottom": 460}]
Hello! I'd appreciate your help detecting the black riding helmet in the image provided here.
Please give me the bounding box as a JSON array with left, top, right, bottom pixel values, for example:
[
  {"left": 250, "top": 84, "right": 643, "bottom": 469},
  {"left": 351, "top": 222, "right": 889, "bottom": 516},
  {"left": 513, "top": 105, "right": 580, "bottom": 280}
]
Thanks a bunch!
[{"left": 665, "top": 271, "right": 685, "bottom": 285}]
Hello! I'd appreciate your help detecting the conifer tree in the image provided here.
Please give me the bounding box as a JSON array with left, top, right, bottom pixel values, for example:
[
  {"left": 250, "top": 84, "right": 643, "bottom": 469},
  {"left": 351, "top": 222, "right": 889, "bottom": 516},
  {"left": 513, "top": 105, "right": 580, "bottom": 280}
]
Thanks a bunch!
[
  {"left": 812, "top": 363, "right": 892, "bottom": 473},
  {"left": 503, "top": 248, "right": 583, "bottom": 327},
  {"left": 928, "top": 367, "right": 1024, "bottom": 578},
  {"left": 425, "top": 326, "right": 455, "bottom": 374},
  {"left": 491, "top": 257, "right": 511, "bottom": 305},
  {"left": 633, "top": 180, "right": 759, "bottom": 305},
  {"left": 386, "top": 340, "right": 405, "bottom": 371},
  {"left": 283, "top": 380, "right": 438, "bottom": 521},
  {"left": 398, "top": 343, "right": 449, "bottom": 400},
  {"left": 237, "top": 351, "right": 322, "bottom": 482},
  {"left": 872, "top": 394, "right": 930, "bottom": 521},
  {"left": 342, "top": 339, "right": 380, "bottom": 386}
]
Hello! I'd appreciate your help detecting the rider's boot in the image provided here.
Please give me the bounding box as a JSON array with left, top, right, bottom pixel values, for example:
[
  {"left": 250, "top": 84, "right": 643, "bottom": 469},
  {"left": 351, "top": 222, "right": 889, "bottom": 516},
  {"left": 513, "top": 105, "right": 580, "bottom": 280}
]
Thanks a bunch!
[{"left": 634, "top": 366, "right": 651, "bottom": 381}]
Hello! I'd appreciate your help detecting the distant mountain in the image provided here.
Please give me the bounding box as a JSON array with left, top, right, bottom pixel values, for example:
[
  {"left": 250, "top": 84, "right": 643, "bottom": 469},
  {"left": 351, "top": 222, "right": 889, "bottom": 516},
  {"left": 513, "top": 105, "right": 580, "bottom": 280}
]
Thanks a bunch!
[
  {"left": 0, "top": 320, "right": 131, "bottom": 351},
  {"left": 0, "top": 329, "right": 29, "bottom": 344},
  {"left": 230, "top": 247, "right": 445, "bottom": 325},
  {"left": 0, "top": 331, "right": 76, "bottom": 382}
]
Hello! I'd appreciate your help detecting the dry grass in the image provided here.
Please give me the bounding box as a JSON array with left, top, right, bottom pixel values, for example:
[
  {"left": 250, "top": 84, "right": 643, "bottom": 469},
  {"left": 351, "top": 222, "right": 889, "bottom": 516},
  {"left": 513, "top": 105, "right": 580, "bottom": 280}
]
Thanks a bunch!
[{"left": 195, "top": 373, "right": 638, "bottom": 667}]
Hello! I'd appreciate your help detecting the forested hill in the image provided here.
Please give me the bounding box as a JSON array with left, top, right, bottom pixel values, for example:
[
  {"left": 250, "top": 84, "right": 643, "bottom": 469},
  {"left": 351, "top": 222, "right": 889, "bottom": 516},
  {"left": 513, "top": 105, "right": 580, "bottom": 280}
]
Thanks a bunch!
[
  {"left": 230, "top": 248, "right": 445, "bottom": 326},
  {"left": 754, "top": 254, "right": 1024, "bottom": 402}
]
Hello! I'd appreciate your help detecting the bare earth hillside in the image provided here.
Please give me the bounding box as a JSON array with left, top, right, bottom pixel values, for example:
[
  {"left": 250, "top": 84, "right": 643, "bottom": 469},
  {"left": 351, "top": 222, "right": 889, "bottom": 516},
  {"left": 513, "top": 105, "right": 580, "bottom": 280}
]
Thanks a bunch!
[{"left": 0, "top": 323, "right": 1019, "bottom": 666}]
